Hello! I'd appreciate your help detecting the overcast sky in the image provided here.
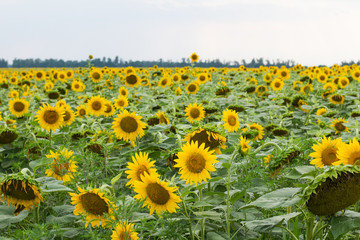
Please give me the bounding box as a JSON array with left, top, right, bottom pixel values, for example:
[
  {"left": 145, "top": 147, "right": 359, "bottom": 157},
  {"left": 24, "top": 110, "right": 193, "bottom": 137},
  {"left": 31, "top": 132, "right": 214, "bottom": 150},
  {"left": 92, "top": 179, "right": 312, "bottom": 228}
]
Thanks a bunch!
[{"left": 1, "top": 0, "right": 360, "bottom": 66}]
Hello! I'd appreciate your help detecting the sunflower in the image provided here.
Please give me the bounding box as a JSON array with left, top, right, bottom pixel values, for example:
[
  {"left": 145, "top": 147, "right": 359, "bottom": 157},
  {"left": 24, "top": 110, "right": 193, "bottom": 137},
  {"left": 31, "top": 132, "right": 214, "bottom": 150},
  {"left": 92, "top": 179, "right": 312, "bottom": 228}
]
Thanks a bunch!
[
  {"left": 72, "top": 79, "right": 85, "bottom": 92},
  {"left": 196, "top": 73, "right": 208, "bottom": 84},
  {"left": 175, "top": 87, "right": 182, "bottom": 96},
  {"left": 62, "top": 106, "right": 76, "bottom": 126},
  {"left": 111, "top": 110, "right": 146, "bottom": 142},
  {"left": 125, "top": 73, "right": 140, "bottom": 88},
  {"left": 270, "top": 78, "right": 284, "bottom": 91},
  {"left": 9, "top": 98, "right": 30, "bottom": 117},
  {"left": 186, "top": 82, "right": 199, "bottom": 94},
  {"left": 222, "top": 109, "right": 240, "bottom": 132},
  {"left": 76, "top": 105, "right": 87, "bottom": 118},
  {"left": 114, "top": 96, "right": 129, "bottom": 110},
  {"left": 329, "top": 94, "right": 344, "bottom": 104},
  {"left": 300, "top": 83, "right": 313, "bottom": 94},
  {"left": 316, "top": 108, "right": 327, "bottom": 116},
  {"left": 103, "top": 101, "right": 116, "bottom": 117},
  {"left": 255, "top": 85, "right": 268, "bottom": 96},
  {"left": 184, "top": 128, "right": 227, "bottom": 154},
  {"left": 334, "top": 138, "right": 360, "bottom": 165},
  {"left": 111, "top": 221, "right": 139, "bottom": 240},
  {"left": 35, "top": 103, "right": 64, "bottom": 132},
  {"left": 338, "top": 77, "right": 349, "bottom": 88},
  {"left": 35, "top": 71, "right": 45, "bottom": 81},
  {"left": 70, "top": 187, "right": 115, "bottom": 228},
  {"left": 190, "top": 53, "right": 199, "bottom": 63},
  {"left": 87, "top": 95, "right": 106, "bottom": 116},
  {"left": 264, "top": 154, "right": 273, "bottom": 164},
  {"left": 278, "top": 68, "right": 290, "bottom": 80},
  {"left": 45, "top": 148, "right": 78, "bottom": 182},
  {"left": 263, "top": 73, "right": 272, "bottom": 83},
  {"left": 44, "top": 82, "right": 54, "bottom": 92},
  {"left": 317, "top": 73, "right": 328, "bottom": 83},
  {"left": 0, "top": 176, "right": 43, "bottom": 215},
  {"left": 175, "top": 141, "right": 218, "bottom": 185},
  {"left": 125, "top": 152, "right": 159, "bottom": 187},
  {"left": 119, "top": 86, "right": 128, "bottom": 97},
  {"left": 133, "top": 172, "right": 181, "bottom": 215},
  {"left": 309, "top": 137, "right": 343, "bottom": 168},
  {"left": 247, "top": 123, "right": 264, "bottom": 141},
  {"left": 171, "top": 74, "right": 181, "bottom": 82},
  {"left": 185, "top": 103, "right": 205, "bottom": 123},
  {"left": 90, "top": 69, "right": 103, "bottom": 83},
  {"left": 156, "top": 111, "right": 169, "bottom": 124},
  {"left": 58, "top": 71, "right": 67, "bottom": 82},
  {"left": 9, "top": 76, "right": 18, "bottom": 85},
  {"left": 240, "top": 136, "right": 251, "bottom": 153},
  {"left": 158, "top": 77, "right": 171, "bottom": 88},
  {"left": 331, "top": 118, "right": 350, "bottom": 134}
]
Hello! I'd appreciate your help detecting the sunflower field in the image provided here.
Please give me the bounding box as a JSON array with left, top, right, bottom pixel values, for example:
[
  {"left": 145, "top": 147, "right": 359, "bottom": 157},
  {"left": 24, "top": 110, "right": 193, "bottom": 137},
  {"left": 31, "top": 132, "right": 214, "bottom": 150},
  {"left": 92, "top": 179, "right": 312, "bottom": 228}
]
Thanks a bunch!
[{"left": 1, "top": 54, "right": 360, "bottom": 239}]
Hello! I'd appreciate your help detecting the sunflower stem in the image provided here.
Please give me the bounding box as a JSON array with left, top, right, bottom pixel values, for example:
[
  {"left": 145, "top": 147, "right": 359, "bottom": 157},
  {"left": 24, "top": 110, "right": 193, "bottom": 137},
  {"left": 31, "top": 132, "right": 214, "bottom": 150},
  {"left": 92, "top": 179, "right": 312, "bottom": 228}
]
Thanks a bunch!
[
  {"left": 226, "top": 149, "right": 238, "bottom": 237},
  {"left": 49, "top": 130, "right": 52, "bottom": 149},
  {"left": 179, "top": 191, "right": 194, "bottom": 240},
  {"left": 252, "top": 142, "right": 282, "bottom": 155},
  {"left": 198, "top": 188, "right": 205, "bottom": 240}
]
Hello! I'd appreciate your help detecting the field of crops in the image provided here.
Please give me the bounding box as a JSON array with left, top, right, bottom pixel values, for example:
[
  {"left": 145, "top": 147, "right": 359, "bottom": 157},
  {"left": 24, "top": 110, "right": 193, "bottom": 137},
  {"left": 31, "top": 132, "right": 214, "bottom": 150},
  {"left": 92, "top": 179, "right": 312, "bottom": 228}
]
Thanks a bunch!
[{"left": 1, "top": 54, "right": 360, "bottom": 239}]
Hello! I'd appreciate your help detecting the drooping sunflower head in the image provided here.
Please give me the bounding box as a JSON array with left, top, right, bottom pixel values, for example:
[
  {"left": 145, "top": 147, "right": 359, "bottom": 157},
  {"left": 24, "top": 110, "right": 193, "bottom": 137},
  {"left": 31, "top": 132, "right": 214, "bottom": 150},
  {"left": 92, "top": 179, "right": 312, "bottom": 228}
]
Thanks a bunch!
[
  {"left": 309, "top": 136, "right": 343, "bottom": 168},
  {"left": 111, "top": 110, "right": 147, "bottom": 142},
  {"left": 329, "top": 94, "right": 345, "bottom": 105},
  {"left": 125, "top": 152, "right": 159, "bottom": 187},
  {"left": 184, "top": 127, "right": 227, "bottom": 154},
  {"left": 0, "top": 175, "right": 43, "bottom": 215},
  {"left": 156, "top": 111, "right": 169, "bottom": 125},
  {"left": 185, "top": 103, "right": 205, "bottom": 123},
  {"left": 247, "top": 123, "right": 264, "bottom": 141},
  {"left": 87, "top": 95, "right": 107, "bottom": 116},
  {"left": 9, "top": 98, "right": 30, "bottom": 117},
  {"left": 331, "top": 118, "right": 349, "bottom": 134},
  {"left": 133, "top": 172, "right": 181, "bottom": 215},
  {"left": 174, "top": 141, "right": 218, "bottom": 185},
  {"left": 35, "top": 103, "right": 64, "bottom": 132},
  {"left": 222, "top": 109, "right": 240, "bottom": 133},
  {"left": 69, "top": 187, "right": 116, "bottom": 228},
  {"left": 316, "top": 108, "right": 327, "bottom": 116}
]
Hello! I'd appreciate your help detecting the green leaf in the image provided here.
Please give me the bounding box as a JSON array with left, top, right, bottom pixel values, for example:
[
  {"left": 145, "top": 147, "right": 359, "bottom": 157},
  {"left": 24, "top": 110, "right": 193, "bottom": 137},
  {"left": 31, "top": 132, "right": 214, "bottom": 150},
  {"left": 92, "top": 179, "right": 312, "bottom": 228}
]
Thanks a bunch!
[
  {"left": 193, "top": 211, "right": 223, "bottom": 220},
  {"left": 46, "top": 214, "right": 77, "bottom": 224},
  {"left": 37, "top": 177, "right": 73, "bottom": 193},
  {"left": 206, "top": 232, "right": 227, "bottom": 240},
  {"left": 244, "top": 212, "right": 301, "bottom": 233},
  {"left": 0, "top": 205, "right": 29, "bottom": 229},
  {"left": 192, "top": 201, "right": 213, "bottom": 208},
  {"left": 330, "top": 210, "right": 360, "bottom": 239},
  {"left": 285, "top": 165, "right": 317, "bottom": 180},
  {"left": 29, "top": 158, "right": 52, "bottom": 171},
  {"left": 111, "top": 172, "right": 122, "bottom": 186},
  {"left": 242, "top": 187, "right": 301, "bottom": 209}
]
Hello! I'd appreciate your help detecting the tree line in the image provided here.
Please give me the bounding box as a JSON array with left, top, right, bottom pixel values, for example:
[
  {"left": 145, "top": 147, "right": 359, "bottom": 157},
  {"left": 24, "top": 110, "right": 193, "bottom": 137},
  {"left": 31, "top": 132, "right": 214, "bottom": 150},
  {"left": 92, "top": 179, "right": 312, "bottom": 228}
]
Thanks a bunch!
[
  {"left": 0, "top": 57, "right": 301, "bottom": 68},
  {"left": 3, "top": 57, "right": 358, "bottom": 68}
]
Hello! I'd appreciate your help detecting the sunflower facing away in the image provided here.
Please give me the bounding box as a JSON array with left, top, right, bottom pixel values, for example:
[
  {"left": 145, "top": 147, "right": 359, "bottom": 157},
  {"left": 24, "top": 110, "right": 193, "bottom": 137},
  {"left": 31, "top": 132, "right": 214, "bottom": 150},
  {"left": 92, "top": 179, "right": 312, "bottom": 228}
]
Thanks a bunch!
[
  {"left": 125, "top": 152, "right": 159, "bottom": 187},
  {"left": 45, "top": 148, "right": 78, "bottom": 182},
  {"left": 156, "top": 111, "right": 169, "bottom": 124},
  {"left": 309, "top": 136, "right": 343, "bottom": 168},
  {"left": 87, "top": 95, "right": 106, "bottom": 116},
  {"left": 248, "top": 123, "right": 264, "bottom": 141},
  {"left": 69, "top": 187, "right": 116, "bottom": 228},
  {"left": 185, "top": 103, "right": 205, "bottom": 123},
  {"left": 111, "top": 220, "right": 139, "bottom": 240},
  {"left": 333, "top": 138, "right": 360, "bottom": 165},
  {"left": 111, "top": 110, "right": 146, "bottom": 142},
  {"left": 184, "top": 128, "right": 227, "bottom": 154},
  {"left": 331, "top": 118, "right": 350, "bottom": 134},
  {"left": 222, "top": 109, "right": 240, "bottom": 132},
  {"left": 174, "top": 141, "right": 218, "bottom": 185},
  {"left": 9, "top": 98, "right": 30, "bottom": 117},
  {"left": 133, "top": 172, "right": 181, "bottom": 215},
  {"left": 35, "top": 103, "right": 64, "bottom": 132},
  {"left": 0, "top": 176, "right": 43, "bottom": 215}
]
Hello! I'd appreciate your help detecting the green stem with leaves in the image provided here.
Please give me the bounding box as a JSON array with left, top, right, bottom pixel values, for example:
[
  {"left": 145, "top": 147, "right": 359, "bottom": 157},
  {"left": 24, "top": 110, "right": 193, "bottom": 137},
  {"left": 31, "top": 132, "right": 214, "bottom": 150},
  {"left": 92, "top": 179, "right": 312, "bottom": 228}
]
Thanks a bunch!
[{"left": 226, "top": 149, "right": 238, "bottom": 237}]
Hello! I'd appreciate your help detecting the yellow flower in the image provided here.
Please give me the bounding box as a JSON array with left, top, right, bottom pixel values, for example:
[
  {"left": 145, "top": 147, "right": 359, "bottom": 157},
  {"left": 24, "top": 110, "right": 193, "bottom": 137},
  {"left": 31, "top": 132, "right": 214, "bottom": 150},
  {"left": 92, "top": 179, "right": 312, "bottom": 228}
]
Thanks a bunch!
[
  {"left": 111, "top": 110, "right": 146, "bottom": 142},
  {"left": 35, "top": 103, "right": 64, "bottom": 132},
  {"left": 111, "top": 220, "right": 139, "bottom": 240},
  {"left": 316, "top": 108, "right": 327, "bottom": 116},
  {"left": 222, "top": 109, "right": 240, "bottom": 132},
  {"left": 156, "top": 111, "right": 169, "bottom": 124},
  {"left": 240, "top": 136, "right": 251, "bottom": 153},
  {"left": 69, "top": 187, "right": 116, "bottom": 228},
  {"left": 133, "top": 172, "right": 181, "bottom": 215},
  {"left": 185, "top": 103, "right": 205, "bottom": 123},
  {"left": 331, "top": 118, "right": 350, "bottom": 134},
  {"left": 125, "top": 152, "right": 159, "bottom": 187},
  {"left": 190, "top": 53, "right": 199, "bottom": 62},
  {"left": 9, "top": 98, "right": 30, "bottom": 117},
  {"left": 183, "top": 128, "right": 227, "bottom": 154},
  {"left": 334, "top": 138, "right": 360, "bottom": 165},
  {"left": 174, "top": 141, "right": 218, "bottom": 185},
  {"left": 270, "top": 78, "right": 284, "bottom": 91},
  {"left": 309, "top": 137, "right": 343, "bottom": 168},
  {"left": 87, "top": 95, "right": 107, "bottom": 116},
  {"left": 45, "top": 148, "right": 78, "bottom": 182}
]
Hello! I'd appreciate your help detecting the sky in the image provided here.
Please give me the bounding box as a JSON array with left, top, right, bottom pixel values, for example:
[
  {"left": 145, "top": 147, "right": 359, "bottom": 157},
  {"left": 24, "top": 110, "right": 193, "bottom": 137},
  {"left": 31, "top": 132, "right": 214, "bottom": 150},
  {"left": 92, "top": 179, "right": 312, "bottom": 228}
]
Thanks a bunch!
[{"left": 1, "top": 0, "right": 360, "bottom": 66}]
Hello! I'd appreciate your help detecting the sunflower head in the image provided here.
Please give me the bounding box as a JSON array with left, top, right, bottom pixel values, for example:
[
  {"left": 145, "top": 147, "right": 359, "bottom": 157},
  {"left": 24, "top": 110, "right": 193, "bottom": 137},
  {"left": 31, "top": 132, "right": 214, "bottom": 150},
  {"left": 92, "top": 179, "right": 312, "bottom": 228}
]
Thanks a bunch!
[
  {"left": 125, "top": 152, "right": 159, "bottom": 187},
  {"left": 222, "top": 109, "right": 240, "bottom": 133},
  {"left": 9, "top": 98, "right": 30, "bottom": 118},
  {"left": 184, "top": 127, "right": 227, "bottom": 154},
  {"left": 309, "top": 136, "right": 343, "bottom": 168},
  {"left": 331, "top": 118, "right": 349, "bottom": 135},
  {"left": 35, "top": 103, "right": 64, "bottom": 132},
  {"left": 111, "top": 110, "right": 147, "bottom": 142},
  {"left": 185, "top": 103, "right": 205, "bottom": 123},
  {"left": 69, "top": 186, "right": 116, "bottom": 228},
  {"left": 111, "top": 220, "right": 139, "bottom": 240},
  {"left": 0, "top": 173, "right": 43, "bottom": 215},
  {"left": 190, "top": 53, "right": 199, "bottom": 63}
]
